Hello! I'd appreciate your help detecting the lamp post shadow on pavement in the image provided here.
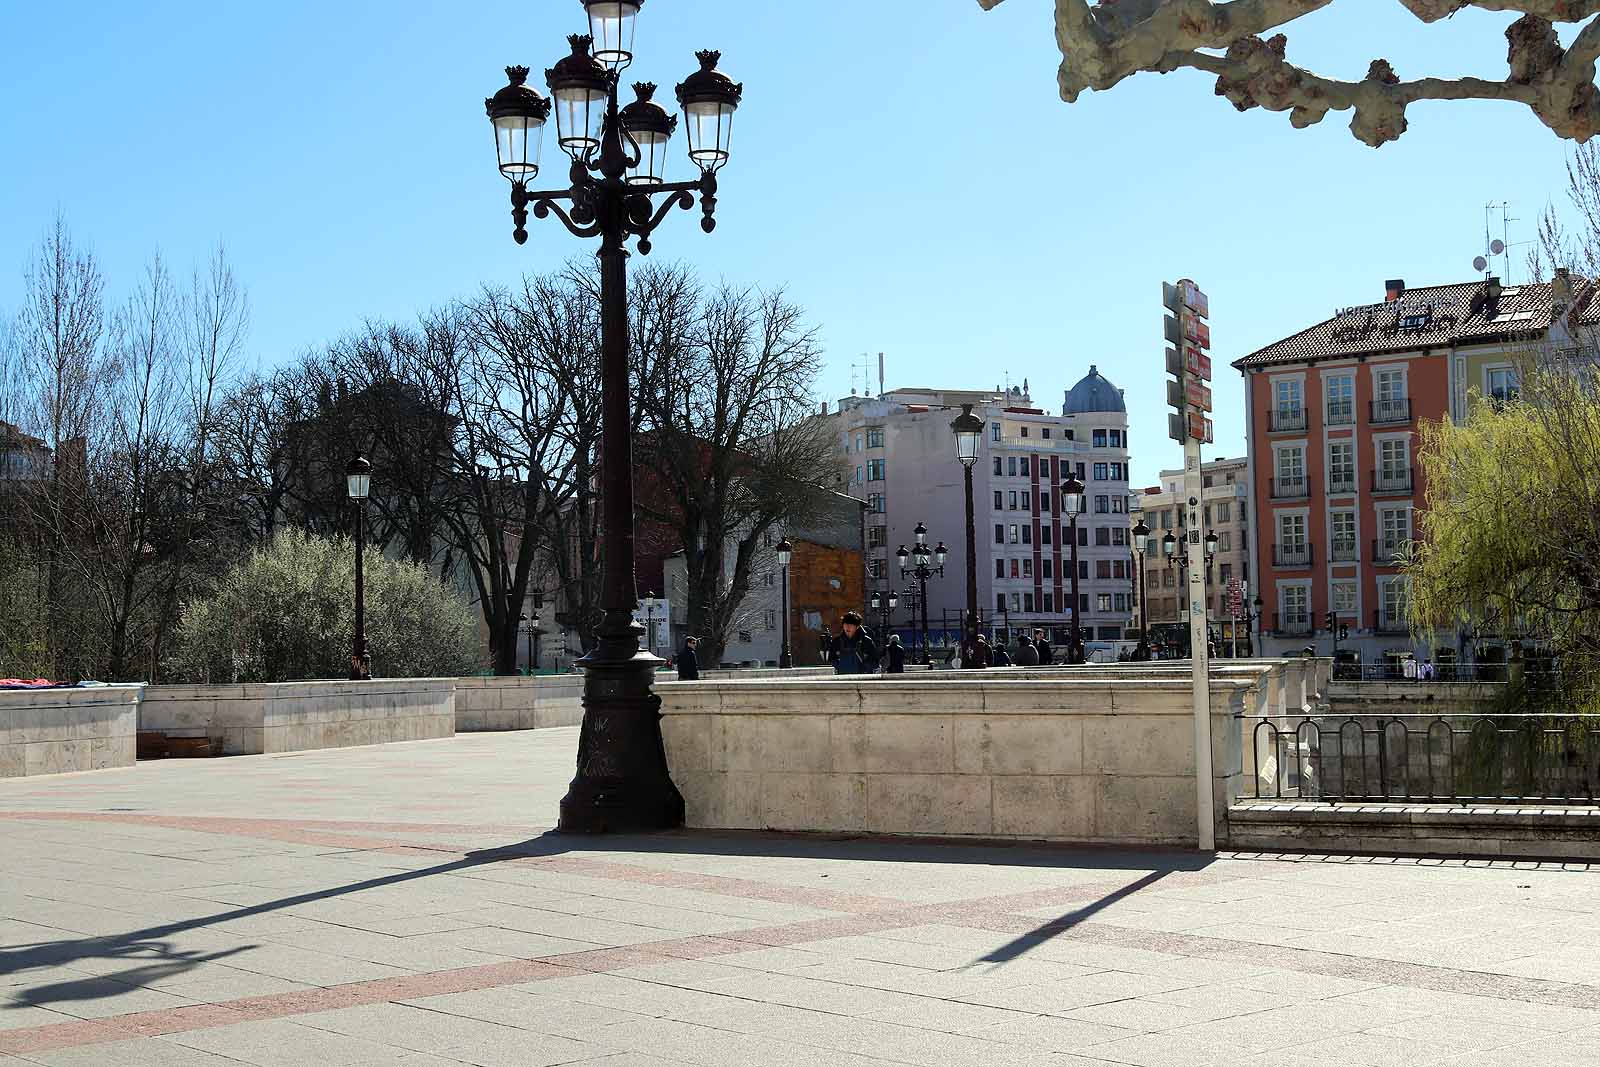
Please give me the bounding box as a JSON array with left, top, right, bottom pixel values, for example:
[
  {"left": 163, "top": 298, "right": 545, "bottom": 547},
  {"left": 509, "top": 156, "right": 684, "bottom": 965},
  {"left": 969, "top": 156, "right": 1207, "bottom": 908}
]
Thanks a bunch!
[{"left": 480, "top": 2, "right": 742, "bottom": 832}]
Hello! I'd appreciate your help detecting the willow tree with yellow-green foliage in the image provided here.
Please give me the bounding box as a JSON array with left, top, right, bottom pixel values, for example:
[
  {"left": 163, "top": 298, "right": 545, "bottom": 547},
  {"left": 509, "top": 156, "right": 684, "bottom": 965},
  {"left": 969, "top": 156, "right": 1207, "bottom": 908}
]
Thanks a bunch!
[{"left": 1407, "top": 349, "right": 1600, "bottom": 707}]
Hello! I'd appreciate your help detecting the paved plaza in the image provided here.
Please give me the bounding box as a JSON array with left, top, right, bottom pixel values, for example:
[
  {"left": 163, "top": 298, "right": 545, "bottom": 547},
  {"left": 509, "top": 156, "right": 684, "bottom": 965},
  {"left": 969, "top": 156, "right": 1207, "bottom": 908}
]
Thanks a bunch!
[{"left": 1, "top": 729, "right": 1599, "bottom": 1066}]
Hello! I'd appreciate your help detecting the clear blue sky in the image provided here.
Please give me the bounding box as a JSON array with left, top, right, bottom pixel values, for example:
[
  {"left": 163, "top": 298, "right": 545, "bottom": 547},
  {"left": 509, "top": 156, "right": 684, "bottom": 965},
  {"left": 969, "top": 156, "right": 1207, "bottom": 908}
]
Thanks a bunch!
[{"left": 0, "top": 1, "right": 1581, "bottom": 485}]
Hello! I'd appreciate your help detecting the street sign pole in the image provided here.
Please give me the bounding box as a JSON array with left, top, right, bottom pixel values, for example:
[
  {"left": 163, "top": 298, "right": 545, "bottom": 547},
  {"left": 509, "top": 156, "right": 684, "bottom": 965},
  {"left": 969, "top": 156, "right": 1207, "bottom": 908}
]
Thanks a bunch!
[{"left": 1163, "top": 278, "right": 1215, "bottom": 852}]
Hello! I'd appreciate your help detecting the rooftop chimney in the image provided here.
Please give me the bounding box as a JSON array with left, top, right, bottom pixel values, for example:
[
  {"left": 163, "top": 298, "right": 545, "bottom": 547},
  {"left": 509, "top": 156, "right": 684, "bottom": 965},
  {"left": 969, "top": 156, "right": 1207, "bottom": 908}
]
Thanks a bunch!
[
  {"left": 1385, "top": 279, "right": 1406, "bottom": 302},
  {"left": 1554, "top": 267, "right": 1574, "bottom": 310}
]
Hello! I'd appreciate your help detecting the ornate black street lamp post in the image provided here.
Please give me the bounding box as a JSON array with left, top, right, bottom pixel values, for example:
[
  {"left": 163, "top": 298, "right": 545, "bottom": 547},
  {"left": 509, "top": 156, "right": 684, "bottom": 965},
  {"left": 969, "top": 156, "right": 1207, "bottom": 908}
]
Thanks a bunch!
[
  {"left": 346, "top": 455, "right": 372, "bottom": 681},
  {"left": 868, "top": 588, "right": 899, "bottom": 649},
  {"left": 775, "top": 539, "right": 793, "bottom": 669},
  {"left": 1132, "top": 517, "right": 1151, "bottom": 661},
  {"left": 1062, "top": 473, "right": 1085, "bottom": 664},
  {"left": 951, "top": 404, "right": 984, "bottom": 670},
  {"left": 481, "top": 5, "right": 741, "bottom": 833},
  {"left": 1162, "top": 528, "right": 1219, "bottom": 656},
  {"left": 897, "top": 523, "right": 946, "bottom": 665}
]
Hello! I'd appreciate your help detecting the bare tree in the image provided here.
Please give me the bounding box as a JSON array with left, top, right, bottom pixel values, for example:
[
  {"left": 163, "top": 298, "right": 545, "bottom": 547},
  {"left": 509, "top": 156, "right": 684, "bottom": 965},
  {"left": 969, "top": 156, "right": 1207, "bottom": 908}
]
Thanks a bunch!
[
  {"left": 631, "top": 267, "right": 838, "bottom": 663},
  {"left": 977, "top": 1, "right": 1600, "bottom": 147}
]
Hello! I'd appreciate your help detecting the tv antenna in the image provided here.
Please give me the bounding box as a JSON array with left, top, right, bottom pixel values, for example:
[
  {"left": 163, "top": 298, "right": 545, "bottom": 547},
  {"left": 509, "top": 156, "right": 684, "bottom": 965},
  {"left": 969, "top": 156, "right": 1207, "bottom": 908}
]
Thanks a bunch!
[{"left": 1475, "top": 201, "right": 1520, "bottom": 283}]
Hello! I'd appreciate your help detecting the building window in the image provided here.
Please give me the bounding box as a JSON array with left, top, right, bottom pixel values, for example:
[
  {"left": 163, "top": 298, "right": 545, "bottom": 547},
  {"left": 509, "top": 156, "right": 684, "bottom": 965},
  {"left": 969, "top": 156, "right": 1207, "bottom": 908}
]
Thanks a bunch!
[
  {"left": 1009, "top": 490, "right": 1019, "bottom": 511},
  {"left": 1111, "top": 496, "right": 1126, "bottom": 514},
  {"left": 1040, "top": 492, "right": 1050, "bottom": 513},
  {"left": 1094, "top": 495, "right": 1109, "bottom": 513},
  {"left": 1326, "top": 374, "right": 1354, "bottom": 424},
  {"left": 1022, "top": 525, "right": 1032, "bottom": 545},
  {"left": 867, "top": 525, "right": 887, "bottom": 548},
  {"left": 994, "top": 523, "right": 1004, "bottom": 544},
  {"left": 1042, "top": 428, "right": 1051, "bottom": 439},
  {"left": 1093, "top": 462, "right": 1109, "bottom": 480},
  {"left": 1274, "top": 378, "right": 1303, "bottom": 421},
  {"left": 1215, "top": 501, "right": 1231, "bottom": 523},
  {"left": 1217, "top": 531, "right": 1231, "bottom": 552},
  {"left": 1011, "top": 593, "right": 1022, "bottom": 612},
  {"left": 866, "top": 459, "right": 885, "bottom": 481},
  {"left": 996, "top": 558, "right": 1005, "bottom": 579},
  {"left": 991, "top": 422, "right": 1002, "bottom": 441},
  {"left": 1023, "top": 558, "right": 1033, "bottom": 578},
  {"left": 855, "top": 465, "right": 863, "bottom": 485},
  {"left": 993, "top": 456, "right": 1002, "bottom": 475},
  {"left": 1332, "top": 580, "right": 1357, "bottom": 612},
  {"left": 1010, "top": 559, "right": 1020, "bottom": 578},
  {"left": 1113, "top": 593, "right": 1127, "bottom": 612},
  {"left": 1278, "top": 513, "right": 1308, "bottom": 553},
  {"left": 1330, "top": 510, "right": 1357, "bottom": 560},
  {"left": 1111, "top": 463, "right": 1125, "bottom": 480},
  {"left": 865, "top": 428, "right": 884, "bottom": 448},
  {"left": 1379, "top": 575, "right": 1408, "bottom": 624},
  {"left": 1024, "top": 593, "right": 1035, "bottom": 612},
  {"left": 1042, "top": 558, "right": 1053, "bottom": 578},
  {"left": 1007, "top": 456, "right": 1018, "bottom": 476},
  {"left": 1097, "top": 593, "right": 1112, "bottom": 612},
  {"left": 1112, "top": 528, "right": 1127, "bottom": 546},
  {"left": 1282, "top": 584, "right": 1309, "bottom": 627},
  {"left": 1009, "top": 524, "right": 1020, "bottom": 544},
  {"left": 867, "top": 558, "right": 885, "bottom": 579},
  {"left": 1486, "top": 366, "right": 1519, "bottom": 403},
  {"left": 1043, "top": 593, "right": 1054, "bottom": 612},
  {"left": 1020, "top": 426, "right": 1029, "bottom": 438},
  {"left": 1093, "top": 429, "right": 1108, "bottom": 448},
  {"left": 1095, "top": 527, "right": 1111, "bottom": 546},
  {"left": 854, "top": 433, "right": 863, "bottom": 451},
  {"left": 1328, "top": 440, "right": 1355, "bottom": 492},
  {"left": 1096, "top": 560, "right": 1111, "bottom": 579},
  {"left": 1110, "top": 429, "right": 1123, "bottom": 447},
  {"left": 1113, "top": 559, "right": 1126, "bottom": 579},
  {"left": 993, "top": 490, "right": 1003, "bottom": 510},
  {"left": 1379, "top": 506, "right": 1411, "bottom": 552},
  {"left": 1219, "top": 562, "right": 1232, "bottom": 584},
  {"left": 1078, "top": 525, "right": 1088, "bottom": 547},
  {"left": 867, "top": 493, "right": 884, "bottom": 513},
  {"left": 1378, "top": 437, "right": 1410, "bottom": 489},
  {"left": 1041, "top": 526, "right": 1052, "bottom": 545},
  {"left": 1079, "top": 560, "right": 1089, "bottom": 580},
  {"left": 764, "top": 609, "right": 777, "bottom": 630},
  {"left": 997, "top": 593, "right": 1006, "bottom": 611}
]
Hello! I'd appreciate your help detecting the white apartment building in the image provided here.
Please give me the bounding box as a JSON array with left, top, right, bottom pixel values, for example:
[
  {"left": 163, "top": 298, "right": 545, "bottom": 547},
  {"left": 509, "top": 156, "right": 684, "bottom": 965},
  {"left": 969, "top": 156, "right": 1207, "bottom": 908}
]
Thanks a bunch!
[{"left": 827, "top": 368, "right": 1134, "bottom": 650}]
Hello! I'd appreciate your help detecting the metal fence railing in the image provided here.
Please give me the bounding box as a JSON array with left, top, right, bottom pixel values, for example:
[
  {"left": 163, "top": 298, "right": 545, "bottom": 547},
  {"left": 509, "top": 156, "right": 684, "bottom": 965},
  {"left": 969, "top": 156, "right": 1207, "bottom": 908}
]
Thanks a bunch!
[
  {"left": 1332, "top": 662, "right": 1518, "bottom": 683},
  {"left": 1244, "top": 713, "right": 1600, "bottom": 803}
]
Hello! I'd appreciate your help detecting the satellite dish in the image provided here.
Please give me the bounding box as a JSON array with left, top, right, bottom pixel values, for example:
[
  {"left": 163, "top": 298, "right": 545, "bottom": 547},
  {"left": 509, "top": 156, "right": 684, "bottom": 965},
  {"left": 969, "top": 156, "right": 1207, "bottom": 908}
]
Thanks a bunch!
[
  {"left": 1490, "top": 239, "right": 1506, "bottom": 255},
  {"left": 1473, "top": 255, "right": 1488, "bottom": 272}
]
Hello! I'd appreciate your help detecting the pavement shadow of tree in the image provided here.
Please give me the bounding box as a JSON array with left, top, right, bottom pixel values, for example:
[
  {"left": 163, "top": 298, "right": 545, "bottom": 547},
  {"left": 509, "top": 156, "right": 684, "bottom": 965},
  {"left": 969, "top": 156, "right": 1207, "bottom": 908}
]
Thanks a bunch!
[{"left": 7, "top": 944, "right": 252, "bottom": 1011}]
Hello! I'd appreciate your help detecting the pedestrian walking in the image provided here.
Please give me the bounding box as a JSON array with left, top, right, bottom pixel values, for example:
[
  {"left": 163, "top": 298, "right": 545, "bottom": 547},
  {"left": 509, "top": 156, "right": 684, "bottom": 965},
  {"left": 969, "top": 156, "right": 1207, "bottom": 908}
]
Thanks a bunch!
[
  {"left": 1035, "top": 630, "right": 1053, "bottom": 665},
  {"left": 885, "top": 634, "right": 906, "bottom": 674},
  {"left": 991, "top": 641, "right": 1011, "bottom": 667},
  {"left": 828, "top": 611, "right": 880, "bottom": 675},
  {"left": 677, "top": 637, "right": 700, "bottom": 681}
]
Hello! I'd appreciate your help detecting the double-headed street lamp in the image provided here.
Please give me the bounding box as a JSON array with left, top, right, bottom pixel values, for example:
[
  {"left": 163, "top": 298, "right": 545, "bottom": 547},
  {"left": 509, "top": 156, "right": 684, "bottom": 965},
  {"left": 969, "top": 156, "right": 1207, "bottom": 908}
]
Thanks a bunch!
[
  {"left": 519, "top": 609, "right": 545, "bottom": 673},
  {"left": 775, "top": 538, "right": 793, "bottom": 669},
  {"left": 1162, "top": 528, "right": 1220, "bottom": 655},
  {"left": 1131, "top": 517, "right": 1151, "bottom": 661},
  {"left": 346, "top": 455, "right": 372, "bottom": 681},
  {"left": 897, "top": 523, "right": 947, "bottom": 665},
  {"left": 1062, "top": 472, "right": 1085, "bottom": 665},
  {"left": 951, "top": 404, "right": 984, "bottom": 670},
  {"left": 868, "top": 588, "right": 899, "bottom": 643},
  {"left": 482, "top": 4, "right": 742, "bottom": 833}
]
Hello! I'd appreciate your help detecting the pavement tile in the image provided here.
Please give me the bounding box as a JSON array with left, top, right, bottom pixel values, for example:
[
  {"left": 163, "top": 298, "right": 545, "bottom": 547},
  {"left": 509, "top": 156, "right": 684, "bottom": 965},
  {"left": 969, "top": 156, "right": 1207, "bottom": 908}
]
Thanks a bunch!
[
  {"left": 957, "top": 1013, "right": 1138, "bottom": 1052},
  {"left": 10, "top": 1037, "right": 250, "bottom": 1065},
  {"left": 162, "top": 1018, "right": 400, "bottom": 1066}
]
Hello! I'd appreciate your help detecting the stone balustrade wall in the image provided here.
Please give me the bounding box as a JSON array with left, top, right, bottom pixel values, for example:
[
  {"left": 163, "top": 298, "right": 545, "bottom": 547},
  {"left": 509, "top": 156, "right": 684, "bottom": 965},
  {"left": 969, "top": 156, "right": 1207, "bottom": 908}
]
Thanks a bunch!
[{"left": 0, "top": 685, "right": 141, "bottom": 778}]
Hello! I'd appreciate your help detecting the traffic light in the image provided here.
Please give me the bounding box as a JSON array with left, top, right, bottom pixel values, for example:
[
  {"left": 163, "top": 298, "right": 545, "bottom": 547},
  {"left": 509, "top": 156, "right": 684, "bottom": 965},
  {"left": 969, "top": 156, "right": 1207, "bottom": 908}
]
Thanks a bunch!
[
  {"left": 1325, "top": 611, "right": 1336, "bottom": 631},
  {"left": 1339, "top": 624, "right": 1349, "bottom": 641}
]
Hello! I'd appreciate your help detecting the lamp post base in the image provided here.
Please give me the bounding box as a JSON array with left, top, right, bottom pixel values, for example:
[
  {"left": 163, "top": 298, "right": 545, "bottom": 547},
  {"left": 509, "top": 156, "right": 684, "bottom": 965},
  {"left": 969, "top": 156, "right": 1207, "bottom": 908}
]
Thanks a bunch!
[{"left": 558, "top": 629, "right": 684, "bottom": 834}]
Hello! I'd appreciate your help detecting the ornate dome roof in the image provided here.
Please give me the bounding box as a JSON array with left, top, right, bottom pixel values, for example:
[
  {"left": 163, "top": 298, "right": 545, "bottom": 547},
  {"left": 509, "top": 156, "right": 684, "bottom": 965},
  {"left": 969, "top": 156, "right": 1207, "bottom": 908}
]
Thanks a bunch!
[{"left": 1062, "top": 365, "right": 1126, "bottom": 415}]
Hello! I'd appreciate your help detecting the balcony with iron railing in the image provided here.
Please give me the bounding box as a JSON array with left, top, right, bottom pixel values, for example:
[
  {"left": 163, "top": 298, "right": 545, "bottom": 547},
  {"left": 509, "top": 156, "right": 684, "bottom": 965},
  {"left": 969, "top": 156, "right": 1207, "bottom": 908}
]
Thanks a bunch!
[
  {"left": 1329, "top": 538, "right": 1358, "bottom": 562},
  {"left": 1372, "top": 466, "right": 1414, "bottom": 494},
  {"left": 1326, "top": 470, "right": 1357, "bottom": 495},
  {"left": 1273, "top": 612, "right": 1313, "bottom": 636},
  {"left": 1371, "top": 538, "right": 1408, "bottom": 565},
  {"left": 1325, "top": 401, "right": 1355, "bottom": 426},
  {"left": 1370, "top": 397, "right": 1412, "bottom": 424},
  {"left": 1269, "top": 407, "right": 1307, "bottom": 432},
  {"left": 1270, "top": 476, "right": 1309, "bottom": 500},
  {"left": 1373, "top": 607, "right": 1410, "bottom": 634},
  {"left": 1272, "top": 542, "right": 1315, "bottom": 568}
]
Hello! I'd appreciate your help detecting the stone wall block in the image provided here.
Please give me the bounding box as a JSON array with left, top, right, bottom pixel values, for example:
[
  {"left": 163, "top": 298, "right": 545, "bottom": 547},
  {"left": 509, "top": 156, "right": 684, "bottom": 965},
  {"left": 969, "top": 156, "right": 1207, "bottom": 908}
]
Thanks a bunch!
[
  {"left": 954, "top": 716, "right": 1082, "bottom": 776},
  {"left": 993, "top": 775, "right": 1095, "bottom": 839},
  {"left": 763, "top": 772, "right": 867, "bottom": 832},
  {"left": 867, "top": 773, "right": 992, "bottom": 836},
  {"left": 864, "top": 716, "right": 953, "bottom": 774}
]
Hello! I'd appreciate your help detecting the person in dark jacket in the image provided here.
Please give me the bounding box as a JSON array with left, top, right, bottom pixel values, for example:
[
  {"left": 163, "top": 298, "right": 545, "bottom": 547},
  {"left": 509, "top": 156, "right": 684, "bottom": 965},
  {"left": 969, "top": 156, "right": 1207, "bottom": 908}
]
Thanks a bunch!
[
  {"left": 828, "top": 611, "right": 879, "bottom": 674},
  {"left": 991, "top": 641, "right": 1011, "bottom": 667},
  {"left": 885, "top": 634, "right": 906, "bottom": 674},
  {"left": 1035, "top": 629, "right": 1054, "bottom": 665},
  {"left": 676, "top": 637, "right": 700, "bottom": 681},
  {"left": 1014, "top": 633, "right": 1039, "bottom": 666}
]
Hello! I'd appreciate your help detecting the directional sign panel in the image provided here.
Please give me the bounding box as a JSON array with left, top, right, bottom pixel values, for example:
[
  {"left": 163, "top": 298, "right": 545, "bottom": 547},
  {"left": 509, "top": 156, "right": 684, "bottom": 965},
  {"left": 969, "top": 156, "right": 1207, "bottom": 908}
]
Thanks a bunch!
[
  {"left": 1185, "top": 378, "right": 1213, "bottom": 412},
  {"left": 1188, "top": 411, "right": 1215, "bottom": 443},
  {"left": 1182, "top": 280, "right": 1209, "bottom": 319},
  {"left": 1180, "top": 314, "right": 1211, "bottom": 349},
  {"left": 1184, "top": 346, "right": 1212, "bottom": 381},
  {"left": 1168, "top": 412, "right": 1186, "bottom": 443}
]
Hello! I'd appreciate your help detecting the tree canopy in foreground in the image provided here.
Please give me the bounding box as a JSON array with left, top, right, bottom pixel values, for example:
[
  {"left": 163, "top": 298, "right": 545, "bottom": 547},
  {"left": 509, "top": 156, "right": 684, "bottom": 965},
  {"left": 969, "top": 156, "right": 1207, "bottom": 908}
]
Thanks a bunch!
[{"left": 976, "top": 0, "right": 1600, "bottom": 147}]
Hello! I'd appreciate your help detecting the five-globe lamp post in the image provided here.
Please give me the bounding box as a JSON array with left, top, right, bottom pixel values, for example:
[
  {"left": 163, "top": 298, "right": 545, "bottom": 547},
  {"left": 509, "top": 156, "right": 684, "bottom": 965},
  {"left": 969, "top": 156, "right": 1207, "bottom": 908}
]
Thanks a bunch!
[
  {"left": 482, "top": 2, "right": 741, "bottom": 833},
  {"left": 775, "top": 538, "right": 793, "bottom": 669},
  {"left": 346, "top": 455, "right": 372, "bottom": 681},
  {"left": 951, "top": 404, "right": 984, "bottom": 670},
  {"left": 1062, "top": 473, "right": 1085, "bottom": 665},
  {"left": 897, "top": 524, "right": 947, "bottom": 666}
]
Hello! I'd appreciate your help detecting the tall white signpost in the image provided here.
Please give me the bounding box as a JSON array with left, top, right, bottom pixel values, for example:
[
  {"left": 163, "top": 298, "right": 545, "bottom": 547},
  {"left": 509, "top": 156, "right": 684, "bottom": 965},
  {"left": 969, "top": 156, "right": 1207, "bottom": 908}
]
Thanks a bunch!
[{"left": 1163, "top": 279, "right": 1216, "bottom": 851}]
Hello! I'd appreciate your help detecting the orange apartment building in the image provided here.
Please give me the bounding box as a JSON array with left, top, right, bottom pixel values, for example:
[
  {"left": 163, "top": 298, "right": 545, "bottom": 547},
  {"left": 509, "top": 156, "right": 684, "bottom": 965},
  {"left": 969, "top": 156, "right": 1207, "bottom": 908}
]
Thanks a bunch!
[{"left": 1233, "top": 273, "right": 1592, "bottom": 671}]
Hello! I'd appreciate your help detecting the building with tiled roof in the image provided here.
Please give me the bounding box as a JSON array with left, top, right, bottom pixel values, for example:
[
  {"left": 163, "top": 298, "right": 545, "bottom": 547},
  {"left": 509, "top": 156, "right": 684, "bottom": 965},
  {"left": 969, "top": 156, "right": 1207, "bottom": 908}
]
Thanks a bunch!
[{"left": 1231, "top": 272, "right": 1591, "bottom": 671}]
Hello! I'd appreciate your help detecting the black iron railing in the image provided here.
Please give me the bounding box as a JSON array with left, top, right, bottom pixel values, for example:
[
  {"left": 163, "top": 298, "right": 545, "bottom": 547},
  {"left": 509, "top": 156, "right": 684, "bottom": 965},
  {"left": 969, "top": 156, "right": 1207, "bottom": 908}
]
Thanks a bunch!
[
  {"left": 1371, "top": 539, "right": 1405, "bottom": 565},
  {"left": 1371, "top": 397, "right": 1412, "bottom": 424},
  {"left": 1333, "top": 661, "right": 1514, "bottom": 682},
  {"left": 1269, "top": 408, "right": 1307, "bottom": 432},
  {"left": 1325, "top": 402, "right": 1355, "bottom": 426},
  {"left": 1326, "top": 473, "right": 1357, "bottom": 495},
  {"left": 1373, "top": 608, "right": 1409, "bottom": 634},
  {"left": 1272, "top": 613, "right": 1313, "bottom": 636},
  {"left": 1372, "top": 466, "right": 1414, "bottom": 494},
  {"left": 1273, "top": 543, "right": 1314, "bottom": 568},
  {"left": 1329, "top": 539, "right": 1358, "bottom": 562},
  {"left": 1243, "top": 712, "right": 1600, "bottom": 803},
  {"left": 1270, "top": 477, "right": 1308, "bottom": 500}
]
